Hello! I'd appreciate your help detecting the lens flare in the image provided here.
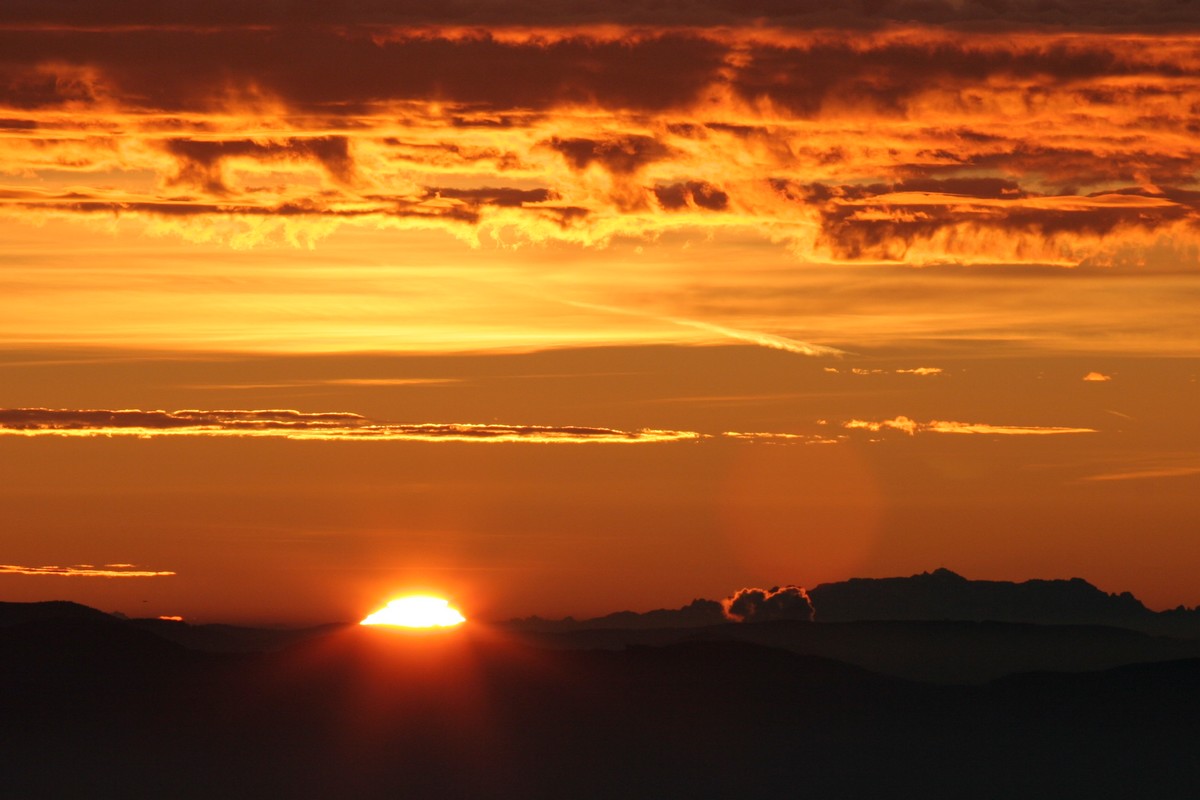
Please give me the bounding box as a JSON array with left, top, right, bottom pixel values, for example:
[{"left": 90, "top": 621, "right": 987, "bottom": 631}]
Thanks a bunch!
[{"left": 360, "top": 596, "right": 467, "bottom": 628}]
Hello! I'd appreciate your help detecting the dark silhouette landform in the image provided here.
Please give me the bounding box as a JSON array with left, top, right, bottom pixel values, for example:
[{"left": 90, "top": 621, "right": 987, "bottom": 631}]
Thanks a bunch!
[{"left": 3, "top": 570, "right": 1199, "bottom": 798}]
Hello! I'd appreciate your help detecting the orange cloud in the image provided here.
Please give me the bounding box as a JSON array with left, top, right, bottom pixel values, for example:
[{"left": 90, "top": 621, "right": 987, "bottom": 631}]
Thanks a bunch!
[
  {"left": 0, "top": 408, "right": 701, "bottom": 443},
  {"left": 0, "top": 563, "right": 176, "bottom": 578},
  {"left": 844, "top": 416, "right": 1097, "bottom": 436},
  {"left": 2, "top": 14, "right": 1199, "bottom": 265},
  {"left": 1083, "top": 372, "right": 1113, "bottom": 381}
]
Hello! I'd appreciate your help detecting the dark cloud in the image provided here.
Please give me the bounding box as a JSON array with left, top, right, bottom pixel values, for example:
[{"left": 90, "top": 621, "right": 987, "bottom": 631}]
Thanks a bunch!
[
  {"left": 772, "top": 180, "right": 1200, "bottom": 261},
  {"left": 726, "top": 39, "right": 1188, "bottom": 119},
  {"left": 421, "top": 186, "right": 557, "bottom": 207},
  {"left": 163, "top": 137, "right": 355, "bottom": 192},
  {"left": 7, "top": 189, "right": 561, "bottom": 227},
  {"left": 4, "top": 0, "right": 1199, "bottom": 31},
  {"left": 547, "top": 136, "right": 674, "bottom": 175},
  {"left": 654, "top": 181, "right": 729, "bottom": 211},
  {"left": 890, "top": 178, "right": 1025, "bottom": 200},
  {"left": 0, "top": 29, "right": 724, "bottom": 114},
  {"left": 0, "top": 408, "right": 365, "bottom": 431},
  {"left": 947, "top": 145, "right": 1200, "bottom": 190},
  {"left": 723, "top": 586, "right": 814, "bottom": 623},
  {"left": 1, "top": 17, "right": 1194, "bottom": 124}
]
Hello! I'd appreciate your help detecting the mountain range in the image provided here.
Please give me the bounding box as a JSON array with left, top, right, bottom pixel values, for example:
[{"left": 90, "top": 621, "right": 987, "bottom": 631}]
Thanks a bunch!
[
  {"left": 506, "top": 568, "right": 1200, "bottom": 637},
  {"left": 4, "top": 571, "right": 1200, "bottom": 797}
]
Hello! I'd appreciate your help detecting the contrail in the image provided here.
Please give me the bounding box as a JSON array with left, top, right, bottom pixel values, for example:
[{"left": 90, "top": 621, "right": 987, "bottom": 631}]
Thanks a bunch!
[{"left": 559, "top": 299, "right": 844, "bottom": 357}]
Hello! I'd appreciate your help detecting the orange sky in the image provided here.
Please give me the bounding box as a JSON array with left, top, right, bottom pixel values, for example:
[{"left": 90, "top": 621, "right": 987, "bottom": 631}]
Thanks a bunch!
[{"left": 2, "top": 1, "right": 1198, "bottom": 623}]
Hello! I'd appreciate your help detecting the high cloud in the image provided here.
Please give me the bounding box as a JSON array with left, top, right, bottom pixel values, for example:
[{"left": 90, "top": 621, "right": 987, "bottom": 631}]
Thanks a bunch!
[
  {"left": 0, "top": 408, "right": 701, "bottom": 443},
  {"left": 0, "top": 563, "right": 175, "bottom": 578},
  {"left": 1, "top": 9, "right": 1199, "bottom": 264}
]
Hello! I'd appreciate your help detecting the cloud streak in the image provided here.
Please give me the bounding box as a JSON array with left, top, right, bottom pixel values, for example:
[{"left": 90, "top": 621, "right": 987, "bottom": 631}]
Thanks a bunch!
[
  {"left": 0, "top": 408, "right": 701, "bottom": 443},
  {"left": 843, "top": 416, "right": 1097, "bottom": 436},
  {"left": 0, "top": 563, "right": 176, "bottom": 578}
]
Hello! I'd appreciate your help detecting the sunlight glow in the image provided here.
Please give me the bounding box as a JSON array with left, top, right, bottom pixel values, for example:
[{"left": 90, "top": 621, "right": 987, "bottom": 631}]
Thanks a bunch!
[{"left": 360, "top": 596, "right": 467, "bottom": 628}]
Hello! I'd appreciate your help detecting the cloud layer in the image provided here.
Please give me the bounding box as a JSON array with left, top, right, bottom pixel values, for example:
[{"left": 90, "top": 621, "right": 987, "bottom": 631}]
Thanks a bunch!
[{"left": 1, "top": 6, "right": 1197, "bottom": 264}]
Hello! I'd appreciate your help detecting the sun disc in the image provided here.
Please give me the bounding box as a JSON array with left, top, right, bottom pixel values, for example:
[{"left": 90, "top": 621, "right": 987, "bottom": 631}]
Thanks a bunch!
[{"left": 360, "top": 595, "right": 467, "bottom": 628}]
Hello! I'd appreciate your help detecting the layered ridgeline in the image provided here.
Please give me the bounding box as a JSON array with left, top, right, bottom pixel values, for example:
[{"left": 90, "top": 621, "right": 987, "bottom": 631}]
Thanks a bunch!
[
  {"left": 505, "top": 568, "right": 1200, "bottom": 637},
  {"left": 2, "top": 586, "right": 1200, "bottom": 797}
]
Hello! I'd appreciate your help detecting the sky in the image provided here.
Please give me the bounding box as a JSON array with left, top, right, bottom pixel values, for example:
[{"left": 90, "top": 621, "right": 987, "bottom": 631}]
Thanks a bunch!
[{"left": 1, "top": 0, "right": 1198, "bottom": 624}]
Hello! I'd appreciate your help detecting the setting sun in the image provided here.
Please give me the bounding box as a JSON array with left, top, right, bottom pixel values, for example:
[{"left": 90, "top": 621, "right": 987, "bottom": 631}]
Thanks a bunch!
[{"left": 360, "top": 596, "right": 467, "bottom": 628}]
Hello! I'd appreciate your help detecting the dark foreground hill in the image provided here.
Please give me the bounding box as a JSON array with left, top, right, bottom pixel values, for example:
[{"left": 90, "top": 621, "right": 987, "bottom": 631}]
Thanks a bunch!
[{"left": 2, "top": 608, "right": 1199, "bottom": 799}]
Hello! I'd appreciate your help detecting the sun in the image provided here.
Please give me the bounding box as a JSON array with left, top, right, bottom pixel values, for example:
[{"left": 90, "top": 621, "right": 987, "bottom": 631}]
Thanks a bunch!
[{"left": 360, "top": 595, "right": 467, "bottom": 628}]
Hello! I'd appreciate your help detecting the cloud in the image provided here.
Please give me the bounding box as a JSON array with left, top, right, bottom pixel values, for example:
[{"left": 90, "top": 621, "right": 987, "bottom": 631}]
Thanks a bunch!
[
  {"left": 163, "top": 137, "right": 357, "bottom": 193},
  {"left": 547, "top": 136, "right": 674, "bottom": 175},
  {"left": 723, "top": 586, "right": 814, "bottom": 623},
  {"left": 0, "top": 563, "right": 175, "bottom": 578},
  {"left": 1079, "top": 466, "right": 1200, "bottom": 482},
  {"left": 720, "top": 431, "right": 842, "bottom": 445},
  {"left": 843, "top": 416, "right": 1097, "bottom": 435},
  {"left": 1083, "top": 371, "right": 1113, "bottom": 381},
  {"left": 0, "top": 408, "right": 701, "bottom": 443},
  {"left": 823, "top": 367, "right": 943, "bottom": 376},
  {"left": 3, "top": 8, "right": 1200, "bottom": 264},
  {"left": 5, "top": 1, "right": 1200, "bottom": 31},
  {"left": 557, "top": 299, "right": 844, "bottom": 357},
  {"left": 654, "top": 181, "right": 729, "bottom": 211}
]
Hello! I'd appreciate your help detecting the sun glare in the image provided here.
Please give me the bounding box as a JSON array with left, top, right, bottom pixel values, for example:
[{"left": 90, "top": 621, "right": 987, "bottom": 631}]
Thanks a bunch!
[{"left": 360, "top": 596, "right": 467, "bottom": 628}]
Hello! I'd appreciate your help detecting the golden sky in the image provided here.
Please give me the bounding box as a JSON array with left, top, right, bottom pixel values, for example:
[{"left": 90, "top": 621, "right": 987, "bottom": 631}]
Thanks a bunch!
[{"left": 2, "top": 1, "right": 1198, "bottom": 622}]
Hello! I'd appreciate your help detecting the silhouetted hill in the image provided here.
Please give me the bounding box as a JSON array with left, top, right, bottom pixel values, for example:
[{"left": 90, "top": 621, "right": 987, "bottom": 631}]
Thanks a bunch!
[
  {"left": 2, "top": 616, "right": 1199, "bottom": 798},
  {"left": 127, "top": 616, "right": 348, "bottom": 652},
  {"left": 516, "top": 619, "right": 1200, "bottom": 683},
  {"left": 0, "top": 615, "right": 195, "bottom": 689},
  {"left": 0, "top": 599, "right": 115, "bottom": 626}
]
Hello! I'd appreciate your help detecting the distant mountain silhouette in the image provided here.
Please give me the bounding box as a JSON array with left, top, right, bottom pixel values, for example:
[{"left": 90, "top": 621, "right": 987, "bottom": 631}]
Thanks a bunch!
[
  {"left": 508, "top": 597, "right": 728, "bottom": 633},
  {"left": 505, "top": 568, "right": 1200, "bottom": 637},
  {"left": 0, "top": 599, "right": 115, "bottom": 626},
  {"left": 809, "top": 567, "right": 1152, "bottom": 624}
]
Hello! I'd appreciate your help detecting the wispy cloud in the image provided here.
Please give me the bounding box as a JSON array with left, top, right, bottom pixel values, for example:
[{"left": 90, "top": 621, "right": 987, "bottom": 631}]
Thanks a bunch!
[
  {"left": 721, "top": 431, "right": 842, "bottom": 444},
  {"left": 0, "top": 563, "right": 176, "bottom": 578},
  {"left": 825, "top": 367, "right": 944, "bottom": 376},
  {"left": 844, "top": 416, "right": 1097, "bottom": 436},
  {"left": 182, "top": 378, "right": 462, "bottom": 390},
  {"left": 1079, "top": 465, "right": 1200, "bottom": 482},
  {"left": 0, "top": 408, "right": 701, "bottom": 443}
]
